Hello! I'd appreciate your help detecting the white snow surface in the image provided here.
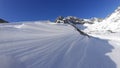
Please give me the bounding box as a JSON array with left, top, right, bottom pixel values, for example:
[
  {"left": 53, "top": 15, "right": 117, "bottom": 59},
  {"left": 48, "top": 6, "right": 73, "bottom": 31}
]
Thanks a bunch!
[
  {"left": 0, "top": 21, "right": 119, "bottom": 68},
  {"left": 83, "top": 7, "right": 120, "bottom": 68},
  {"left": 84, "top": 6, "right": 120, "bottom": 33}
]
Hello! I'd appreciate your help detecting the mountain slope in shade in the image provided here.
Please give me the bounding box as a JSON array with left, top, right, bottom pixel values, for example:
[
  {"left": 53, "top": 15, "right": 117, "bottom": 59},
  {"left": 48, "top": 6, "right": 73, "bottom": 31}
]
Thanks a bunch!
[{"left": 0, "top": 22, "right": 117, "bottom": 68}]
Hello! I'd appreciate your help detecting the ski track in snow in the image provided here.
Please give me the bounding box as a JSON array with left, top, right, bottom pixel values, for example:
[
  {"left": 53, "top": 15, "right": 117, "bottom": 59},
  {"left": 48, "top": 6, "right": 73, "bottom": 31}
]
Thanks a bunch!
[{"left": 0, "top": 22, "right": 118, "bottom": 68}]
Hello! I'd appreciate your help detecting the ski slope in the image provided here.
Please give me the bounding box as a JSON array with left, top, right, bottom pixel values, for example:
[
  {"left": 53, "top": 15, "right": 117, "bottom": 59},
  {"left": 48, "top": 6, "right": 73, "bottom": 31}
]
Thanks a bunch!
[{"left": 0, "top": 21, "right": 118, "bottom": 68}]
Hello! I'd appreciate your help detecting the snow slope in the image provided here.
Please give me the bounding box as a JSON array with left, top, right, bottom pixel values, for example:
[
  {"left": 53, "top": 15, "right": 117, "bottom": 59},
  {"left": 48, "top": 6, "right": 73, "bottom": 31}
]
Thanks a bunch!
[
  {"left": 84, "top": 6, "right": 120, "bottom": 33},
  {"left": 0, "top": 21, "right": 117, "bottom": 68},
  {"left": 83, "top": 6, "right": 120, "bottom": 68}
]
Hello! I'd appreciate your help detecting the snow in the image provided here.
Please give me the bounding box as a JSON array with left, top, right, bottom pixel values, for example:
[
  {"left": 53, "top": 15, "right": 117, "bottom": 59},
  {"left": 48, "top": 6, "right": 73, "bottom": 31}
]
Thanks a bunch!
[
  {"left": 85, "top": 32, "right": 120, "bottom": 68},
  {"left": 0, "top": 55, "right": 26, "bottom": 68},
  {"left": 88, "top": 33, "right": 120, "bottom": 68},
  {"left": 83, "top": 7, "right": 120, "bottom": 68},
  {"left": 84, "top": 6, "right": 120, "bottom": 33},
  {"left": 0, "top": 21, "right": 118, "bottom": 68}
]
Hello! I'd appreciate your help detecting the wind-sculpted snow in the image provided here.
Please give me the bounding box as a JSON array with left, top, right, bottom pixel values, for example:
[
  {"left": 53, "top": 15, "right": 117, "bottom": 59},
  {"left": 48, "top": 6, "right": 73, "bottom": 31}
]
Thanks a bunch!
[{"left": 0, "top": 22, "right": 116, "bottom": 68}]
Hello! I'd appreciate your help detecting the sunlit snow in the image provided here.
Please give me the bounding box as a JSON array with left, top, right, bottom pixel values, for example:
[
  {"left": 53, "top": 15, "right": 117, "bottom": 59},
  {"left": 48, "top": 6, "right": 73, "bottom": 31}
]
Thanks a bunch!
[{"left": 0, "top": 21, "right": 119, "bottom": 68}]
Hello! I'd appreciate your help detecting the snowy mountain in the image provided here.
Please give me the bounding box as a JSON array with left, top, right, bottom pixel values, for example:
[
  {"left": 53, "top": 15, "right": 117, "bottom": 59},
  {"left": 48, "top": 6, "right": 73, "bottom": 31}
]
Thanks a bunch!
[
  {"left": 101, "top": 6, "right": 120, "bottom": 32},
  {"left": 104, "top": 6, "right": 120, "bottom": 23},
  {"left": 0, "top": 6, "right": 120, "bottom": 68},
  {"left": 83, "top": 6, "right": 120, "bottom": 68},
  {"left": 55, "top": 16, "right": 103, "bottom": 24},
  {"left": 84, "top": 6, "right": 120, "bottom": 34}
]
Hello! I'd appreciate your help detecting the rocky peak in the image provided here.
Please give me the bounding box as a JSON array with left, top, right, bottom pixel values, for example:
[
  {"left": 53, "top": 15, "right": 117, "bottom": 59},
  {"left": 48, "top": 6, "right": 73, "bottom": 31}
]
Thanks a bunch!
[
  {"left": 90, "top": 17, "right": 103, "bottom": 23},
  {"left": 55, "top": 16, "right": 102, "bottom": 24},
  {"left": 55, "top": 16, "right": 64, "bottom": 23}
]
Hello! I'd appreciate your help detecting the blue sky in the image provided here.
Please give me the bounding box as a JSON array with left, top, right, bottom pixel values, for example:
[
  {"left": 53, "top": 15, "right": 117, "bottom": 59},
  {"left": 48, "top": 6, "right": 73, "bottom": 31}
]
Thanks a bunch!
[{"left": 0, "top": 0, "right": 120, "bottom": 22}]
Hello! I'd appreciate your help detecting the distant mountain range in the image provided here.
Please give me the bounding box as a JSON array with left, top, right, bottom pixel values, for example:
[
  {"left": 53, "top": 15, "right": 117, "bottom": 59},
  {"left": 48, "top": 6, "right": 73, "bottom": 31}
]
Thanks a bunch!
[
  {"left": 55, "top": 6, "right": 120, "bottom": 25},
  {"left": 55, "top": 16, "right": 103, "bottom": 24},
  {"left": 1, "top": 6, "right": 120, "bottom": 26}
]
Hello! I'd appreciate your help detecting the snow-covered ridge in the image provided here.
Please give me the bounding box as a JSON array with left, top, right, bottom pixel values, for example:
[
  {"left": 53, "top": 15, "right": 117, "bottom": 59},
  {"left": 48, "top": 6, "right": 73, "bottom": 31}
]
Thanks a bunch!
[
  {"left": 104, "top": 6, "right": 120, "bottom": 23},
  {"left": 83, "top": 7, "right": 120, "bottom": 68},
  {"left": 84, "top": 6, "right": 120, "bottom": 34}
]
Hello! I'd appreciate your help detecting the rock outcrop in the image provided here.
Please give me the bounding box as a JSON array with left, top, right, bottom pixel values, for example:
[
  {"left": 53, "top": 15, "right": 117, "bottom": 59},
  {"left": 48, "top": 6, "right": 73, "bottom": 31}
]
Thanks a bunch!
[
  {"left": 0, "top": 18, "right": 8, "bottom": 23},
  {"left": 55, "top": 16, "right": 103, "bottom": 24}
]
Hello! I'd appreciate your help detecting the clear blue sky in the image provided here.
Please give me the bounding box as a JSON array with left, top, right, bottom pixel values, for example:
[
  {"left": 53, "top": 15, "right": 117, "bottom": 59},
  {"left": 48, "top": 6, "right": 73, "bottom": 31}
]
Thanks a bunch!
[{"left": 0, "top": 0, "right": 120, "bottom": 22}]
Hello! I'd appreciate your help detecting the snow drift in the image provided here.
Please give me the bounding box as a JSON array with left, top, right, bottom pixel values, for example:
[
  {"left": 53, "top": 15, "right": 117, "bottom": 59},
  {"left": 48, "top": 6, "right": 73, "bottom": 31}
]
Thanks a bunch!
[{"left": 0, "top": 22, "right": 117, "bottom": 68}]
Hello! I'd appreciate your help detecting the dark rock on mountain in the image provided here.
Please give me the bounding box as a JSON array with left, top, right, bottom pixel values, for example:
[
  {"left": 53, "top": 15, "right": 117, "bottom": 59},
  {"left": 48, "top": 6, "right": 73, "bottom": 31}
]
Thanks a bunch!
[
  {"left": 55, "top": 16, "right": 64, "bottom": 23},
  {"left": 55, "top": 16, "right": 85, "bottom": 24},
  {"left": 87, "top": 17, "right": 103, "bottom": 24},
  {"left": 66, "top": 16, "right": 85, "bottom": 24},
  {"left": 0, "top": 18, "right": 9, "bottom": 23},
  {"left": 55, "top": 16, "right": 103, "bottom": 24},
  {"left": 55, "top": 16, "right": 90, "bottom": 37}
]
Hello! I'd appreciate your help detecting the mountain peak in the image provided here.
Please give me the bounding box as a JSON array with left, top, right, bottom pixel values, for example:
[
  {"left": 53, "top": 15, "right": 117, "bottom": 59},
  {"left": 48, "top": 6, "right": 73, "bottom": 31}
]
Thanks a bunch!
[
  {"left": 104, "top": 6, "right": 120, "bottom": 23},
  {"left": 55, "top": 16, "right": 102, "bottom": 24}
]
